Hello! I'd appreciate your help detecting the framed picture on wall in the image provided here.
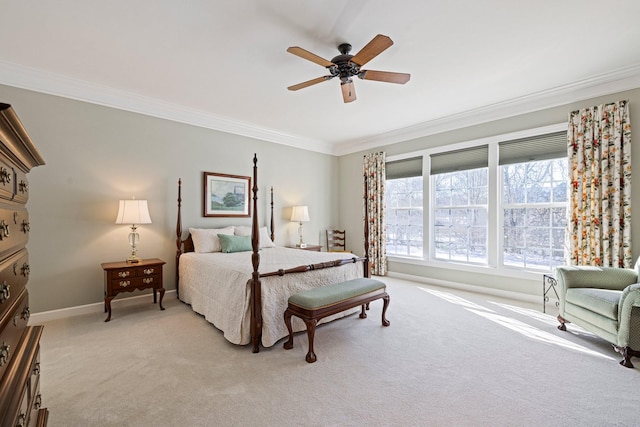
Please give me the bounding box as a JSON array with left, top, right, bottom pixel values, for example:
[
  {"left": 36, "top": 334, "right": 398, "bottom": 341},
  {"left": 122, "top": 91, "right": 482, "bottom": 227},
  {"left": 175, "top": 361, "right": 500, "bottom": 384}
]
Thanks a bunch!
[{"left": 203, "top": 172, "right": 251, "bottom": 217}]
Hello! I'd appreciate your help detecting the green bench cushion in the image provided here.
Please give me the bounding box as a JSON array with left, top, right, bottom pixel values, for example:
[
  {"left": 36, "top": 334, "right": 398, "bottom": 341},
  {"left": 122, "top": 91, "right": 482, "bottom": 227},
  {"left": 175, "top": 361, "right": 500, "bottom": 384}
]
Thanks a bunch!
[{"left": 288, "top": 278, "right": 386, "bottom": 310}]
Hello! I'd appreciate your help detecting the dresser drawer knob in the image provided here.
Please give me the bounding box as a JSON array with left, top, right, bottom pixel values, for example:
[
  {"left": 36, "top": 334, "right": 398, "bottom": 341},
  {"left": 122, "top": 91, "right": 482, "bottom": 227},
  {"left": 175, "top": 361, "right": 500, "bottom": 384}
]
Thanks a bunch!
[
  {"left": 21, "top": 263, "right": 30, "bottom": 277},
  {"left": 19, "top": 179, "right": 28, "bottom": 194},
  {"left": 0, "top": 282, "right": 9, "bottom": 304},
  {"left": 119, "top": 280, "right": 130, "bottom": 287},
  {"left": 16, "top": 412, "right": 26, "bottom": 427},
  {"left": 143, "top": 268, "right": 155, "bottom": 275},
  {"left": 34, "top": 394, "right": 42, "bottom": 410},
  {"left": 118, "top": 271, "right": 130, "bottom": 278},
  {"left": 0, "top": 167, "right": 11, "bottom": 184},
  {"left": 0, "top": 220, "right": 9, "bottom": 240},
  {"left": 143, "top": 277, "right": 154, "bottom": 284},
  {"left": 0, "top": 342, "right": 9, "bottom": 367},
  {"left": 21, "top": 220, "right": 29, "bottom": 233}
]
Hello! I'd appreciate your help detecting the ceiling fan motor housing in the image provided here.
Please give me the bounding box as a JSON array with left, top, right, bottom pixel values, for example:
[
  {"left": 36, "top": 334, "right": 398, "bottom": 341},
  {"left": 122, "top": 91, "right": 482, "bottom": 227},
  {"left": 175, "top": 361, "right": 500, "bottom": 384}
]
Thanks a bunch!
[{"left": 331, "top": 44, "right": 360, "bottom": 83}]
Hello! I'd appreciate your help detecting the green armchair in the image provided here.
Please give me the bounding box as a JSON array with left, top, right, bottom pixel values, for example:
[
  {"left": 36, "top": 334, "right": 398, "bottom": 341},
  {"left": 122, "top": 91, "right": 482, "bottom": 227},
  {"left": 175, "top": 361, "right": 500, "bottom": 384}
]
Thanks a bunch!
[{"left": 556, "top": 262, "right": 640, "bottom": 368}]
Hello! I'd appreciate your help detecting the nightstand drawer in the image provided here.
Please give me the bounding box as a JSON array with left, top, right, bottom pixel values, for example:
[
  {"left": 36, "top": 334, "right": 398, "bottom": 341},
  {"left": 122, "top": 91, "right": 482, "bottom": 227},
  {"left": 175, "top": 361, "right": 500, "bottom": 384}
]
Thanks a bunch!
[{"left": 110, "top": 274, "right": 161, "bottom": 291}]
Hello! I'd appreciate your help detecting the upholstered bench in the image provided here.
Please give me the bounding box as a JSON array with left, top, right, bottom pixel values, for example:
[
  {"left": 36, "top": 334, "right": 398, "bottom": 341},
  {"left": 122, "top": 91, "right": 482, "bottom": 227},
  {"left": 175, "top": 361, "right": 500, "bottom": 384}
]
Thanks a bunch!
[{"left": 283, "top": 277, "right": 390, "bottom": 363}]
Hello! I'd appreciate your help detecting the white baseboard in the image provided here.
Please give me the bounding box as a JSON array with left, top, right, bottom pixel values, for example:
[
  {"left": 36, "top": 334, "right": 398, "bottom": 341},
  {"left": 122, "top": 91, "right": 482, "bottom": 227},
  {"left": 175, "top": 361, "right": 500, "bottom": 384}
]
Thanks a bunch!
[
  {"left": 386, "top": 271, "right": 551, "bottom": 306},
  {"left": 29, "top": 290, "right": 177, "bottom": 324}
]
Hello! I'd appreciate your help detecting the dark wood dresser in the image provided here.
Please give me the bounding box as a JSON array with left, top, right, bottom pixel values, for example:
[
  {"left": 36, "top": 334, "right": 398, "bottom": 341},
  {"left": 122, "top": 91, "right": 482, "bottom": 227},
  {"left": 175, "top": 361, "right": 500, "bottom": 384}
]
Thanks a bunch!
[{"left": 0, "top": 103, "right": 47, "bottom": 426}]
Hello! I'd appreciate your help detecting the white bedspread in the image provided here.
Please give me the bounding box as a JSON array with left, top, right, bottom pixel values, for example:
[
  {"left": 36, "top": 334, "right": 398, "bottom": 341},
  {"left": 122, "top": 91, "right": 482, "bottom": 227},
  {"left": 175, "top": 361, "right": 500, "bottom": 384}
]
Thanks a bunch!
[{"left": 179, "top": 247, "right": 363, "bottom": 347}]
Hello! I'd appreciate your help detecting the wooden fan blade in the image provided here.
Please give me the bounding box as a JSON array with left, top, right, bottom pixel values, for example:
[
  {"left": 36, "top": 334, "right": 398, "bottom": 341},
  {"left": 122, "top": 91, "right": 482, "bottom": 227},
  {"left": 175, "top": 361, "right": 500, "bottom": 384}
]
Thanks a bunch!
[
  {"left": 358, "top": 70, "right": 410, "bottom": 84},
  {"left": 287, "top": 46, "right": 335, "bottom": 68},
  {"left": 341, "top": 81, "right": 356, "bottom": 103},
  {"left": 287, "top": 76, "right": 333, "bottom": 91},
  {"left": 350, "top": 34, "right": 393, "bottom": 67}
]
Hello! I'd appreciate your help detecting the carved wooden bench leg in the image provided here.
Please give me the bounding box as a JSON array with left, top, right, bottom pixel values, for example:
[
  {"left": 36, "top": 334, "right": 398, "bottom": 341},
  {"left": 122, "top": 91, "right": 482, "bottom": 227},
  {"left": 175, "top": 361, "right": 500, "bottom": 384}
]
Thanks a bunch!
[
  {"left": 304, "top": 318, "right": 318, "bottom": 363},
  {"left": 381, "top": 294, "right": 390, "bottom": 326},
  {"left": 359, "top": 304, "right": 367, "bottom": 319},
  {"left": 283, "top": 308, "right": 294, "bottom": 350}
]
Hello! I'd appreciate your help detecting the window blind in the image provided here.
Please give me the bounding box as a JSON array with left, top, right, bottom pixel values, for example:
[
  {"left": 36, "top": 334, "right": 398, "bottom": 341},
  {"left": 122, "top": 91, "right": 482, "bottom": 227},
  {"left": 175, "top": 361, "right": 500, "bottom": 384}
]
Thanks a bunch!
[
  {"left": 386, "top": 156, "right": 423, "bottom": 179},
  {"left": 430, "top": 145, "right": 488, "bottom": 175},
  {"left": 498, "top": 131, "right": 567, "bottom": 165}
]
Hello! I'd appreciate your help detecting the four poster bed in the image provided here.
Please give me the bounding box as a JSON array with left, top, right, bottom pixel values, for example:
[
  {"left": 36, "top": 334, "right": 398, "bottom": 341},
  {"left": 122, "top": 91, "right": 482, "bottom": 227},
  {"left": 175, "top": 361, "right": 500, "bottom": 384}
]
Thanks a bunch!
[{"left": 175, "top": 154, "right": 371, "bottom": 352}]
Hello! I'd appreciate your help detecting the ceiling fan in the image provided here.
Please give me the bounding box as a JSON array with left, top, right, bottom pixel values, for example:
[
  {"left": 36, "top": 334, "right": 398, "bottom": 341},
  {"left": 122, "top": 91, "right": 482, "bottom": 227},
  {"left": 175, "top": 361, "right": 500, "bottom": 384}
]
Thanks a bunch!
[{"left": 286, "top": 34, "right": 410, "bottom": 103}]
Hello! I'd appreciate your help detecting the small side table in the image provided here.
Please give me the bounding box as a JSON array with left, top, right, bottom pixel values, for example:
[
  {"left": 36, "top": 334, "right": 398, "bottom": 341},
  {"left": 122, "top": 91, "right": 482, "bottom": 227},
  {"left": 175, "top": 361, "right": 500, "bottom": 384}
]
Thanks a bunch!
[
  {"left": 102, "top": 258, "right": 166, "bottom": 322},
  {"left": 543, "top": 274, "right": 559, "bottom": 313},
  {"left": 287, "top": 245, "right": 322, "bottom": 252}
]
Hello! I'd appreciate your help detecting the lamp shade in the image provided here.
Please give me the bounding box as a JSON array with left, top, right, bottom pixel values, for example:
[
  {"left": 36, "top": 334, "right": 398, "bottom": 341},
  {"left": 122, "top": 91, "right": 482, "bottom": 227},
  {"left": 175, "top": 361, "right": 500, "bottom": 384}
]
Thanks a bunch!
[
  {"left": 290, "top": 205, "right": 310, "bottom": 222},
  {"left": 115, "top": 199, "right": 152, "bottom": 225}
]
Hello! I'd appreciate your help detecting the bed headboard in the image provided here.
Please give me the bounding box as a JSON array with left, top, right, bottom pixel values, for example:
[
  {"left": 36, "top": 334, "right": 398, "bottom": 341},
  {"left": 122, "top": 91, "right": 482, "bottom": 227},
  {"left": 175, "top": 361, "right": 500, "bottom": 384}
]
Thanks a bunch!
[{"left": 175, "top": 177, "right": 275, "bottom": 292}]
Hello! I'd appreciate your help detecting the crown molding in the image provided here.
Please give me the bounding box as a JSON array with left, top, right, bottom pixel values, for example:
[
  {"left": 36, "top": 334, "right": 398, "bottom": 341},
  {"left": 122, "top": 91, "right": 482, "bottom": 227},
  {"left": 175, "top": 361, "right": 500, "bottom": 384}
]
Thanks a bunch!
[
  {"left": 333, "top": 64, "right": 640, "bottom": 156},
  {"left": 0, "top": 60, "right": 334, "bottom": 154},
  {"left": 1, "top": 59, "right": 639, "bottom": 157}
]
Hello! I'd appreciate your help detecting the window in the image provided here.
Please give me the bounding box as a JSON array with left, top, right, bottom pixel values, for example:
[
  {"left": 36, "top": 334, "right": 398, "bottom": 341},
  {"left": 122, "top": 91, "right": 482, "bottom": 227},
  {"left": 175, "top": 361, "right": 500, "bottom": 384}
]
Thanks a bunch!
[
  {"left": 433, "top": 168, "right": 488, "bottom": 263},
  {"left": 385, "top": 126, "right": 568, "bottom": 274},
  {"left": 502, "top": 158, "right": 568, "bottom": 270},
  {"left": 385, "top": 157, "right": 423, "bottom": 257},
  {"left": 431, "top": 145, "right": 489, "bottom": 264}
]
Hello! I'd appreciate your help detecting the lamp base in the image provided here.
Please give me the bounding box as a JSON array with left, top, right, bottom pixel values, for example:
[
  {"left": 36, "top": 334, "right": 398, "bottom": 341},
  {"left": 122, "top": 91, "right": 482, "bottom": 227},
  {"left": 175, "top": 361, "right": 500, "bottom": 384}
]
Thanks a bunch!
[
  {"left": 126, "top": 256, "right": 141, "bottom": 264},
  {"left": 296, "top": 243, "right": 307, "bottom": 248}
]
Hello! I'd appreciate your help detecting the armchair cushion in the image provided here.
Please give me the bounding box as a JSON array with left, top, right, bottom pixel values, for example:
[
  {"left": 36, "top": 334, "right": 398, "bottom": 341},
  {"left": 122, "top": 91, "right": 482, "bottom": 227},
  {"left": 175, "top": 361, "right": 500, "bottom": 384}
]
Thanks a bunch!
[{"left": 565, "top": 288, "right": 620, "bottom": 320}]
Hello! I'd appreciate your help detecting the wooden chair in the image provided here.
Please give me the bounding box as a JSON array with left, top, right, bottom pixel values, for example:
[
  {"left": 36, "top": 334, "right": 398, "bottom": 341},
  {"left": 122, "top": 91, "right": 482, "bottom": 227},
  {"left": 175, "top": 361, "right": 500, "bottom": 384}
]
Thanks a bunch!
[{"left": 326, "top": 229, "right": 347, "bottom": 252}]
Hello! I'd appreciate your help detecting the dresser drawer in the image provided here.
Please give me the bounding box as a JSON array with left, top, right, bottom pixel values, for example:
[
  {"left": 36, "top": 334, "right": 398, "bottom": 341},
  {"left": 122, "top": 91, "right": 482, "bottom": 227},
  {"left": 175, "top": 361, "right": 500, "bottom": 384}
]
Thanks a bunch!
[
  {"left": 0, "top": 249, "right": 29, "bottom": 323},
  {"left": 14, "top": 383, "right": 30, "bottom": 427},
  {"left": 13, "top": 170, "right": 29, "bottom": 205},
  {"left": 0, "top": 206, "right": 29, "bottom": 260},
  {"left": 28, "top": 369, "right": 42, "bottom": 427},
  {"left": 0, "top": 289, "right": 29, "bottom": 383},
  {"left": 0, "top": 159, "right": 14, "bottom": 202}
]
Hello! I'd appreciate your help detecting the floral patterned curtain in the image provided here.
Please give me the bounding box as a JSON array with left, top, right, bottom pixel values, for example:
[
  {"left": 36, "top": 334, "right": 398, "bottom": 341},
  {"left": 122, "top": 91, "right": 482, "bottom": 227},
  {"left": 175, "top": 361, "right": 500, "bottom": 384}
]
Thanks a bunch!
[
  {"left": 566, "top": 100, "right": 632, "bottom": 267},
  {"left": 363, "top": 152, "right": 386, "bottom": 275}
]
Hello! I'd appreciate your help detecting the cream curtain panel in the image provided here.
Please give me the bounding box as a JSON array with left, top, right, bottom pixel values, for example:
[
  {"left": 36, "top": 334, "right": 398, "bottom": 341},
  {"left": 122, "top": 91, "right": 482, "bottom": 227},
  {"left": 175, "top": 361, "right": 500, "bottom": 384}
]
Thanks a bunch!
[
  {"left": 566, "top": 100, "right": 632, "bottom": 267},
  {"left": 363, "top": 152, "right": 386, "bottom": 275}
]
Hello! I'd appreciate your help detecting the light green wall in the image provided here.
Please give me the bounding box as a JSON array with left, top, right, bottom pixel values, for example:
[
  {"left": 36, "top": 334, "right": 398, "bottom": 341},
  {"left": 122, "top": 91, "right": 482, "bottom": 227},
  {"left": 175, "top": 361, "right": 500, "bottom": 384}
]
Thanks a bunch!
[
  {"left": 339, "top": 87, "right": 640, "bottom": 297},
  {"left": 0, "top": 84, "right": 341, "bottom": 313}
]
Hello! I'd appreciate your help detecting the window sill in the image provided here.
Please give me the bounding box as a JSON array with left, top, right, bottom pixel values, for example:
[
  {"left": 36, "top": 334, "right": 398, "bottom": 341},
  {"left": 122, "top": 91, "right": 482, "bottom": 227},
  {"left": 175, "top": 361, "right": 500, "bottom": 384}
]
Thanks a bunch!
[{"left": 387, "top": 255, "right": 548, "bottom": 281}]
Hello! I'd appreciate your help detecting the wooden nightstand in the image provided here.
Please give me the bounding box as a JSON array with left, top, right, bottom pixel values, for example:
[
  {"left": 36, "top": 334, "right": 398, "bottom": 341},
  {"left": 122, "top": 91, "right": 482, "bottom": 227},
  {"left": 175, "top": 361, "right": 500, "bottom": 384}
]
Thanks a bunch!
[
  {"left": 287, "top": 245, "right": 322, "bottom": 252},
  {"left": 101, "top": 258, "right": 166, "bottom": 322}
]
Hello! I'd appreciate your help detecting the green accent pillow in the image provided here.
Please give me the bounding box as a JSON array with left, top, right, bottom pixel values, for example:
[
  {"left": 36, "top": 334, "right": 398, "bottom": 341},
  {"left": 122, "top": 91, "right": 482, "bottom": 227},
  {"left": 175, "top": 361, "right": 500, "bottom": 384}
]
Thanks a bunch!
[{"left": 219, "top": 234, "right": 253, "bottom": 253}]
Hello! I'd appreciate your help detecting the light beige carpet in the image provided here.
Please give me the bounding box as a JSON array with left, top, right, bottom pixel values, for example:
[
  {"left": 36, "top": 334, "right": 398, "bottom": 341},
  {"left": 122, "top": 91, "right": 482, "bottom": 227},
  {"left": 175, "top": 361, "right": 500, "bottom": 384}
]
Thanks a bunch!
[{"left": 38, "top": 278, "right": 639, "bottom": 426}]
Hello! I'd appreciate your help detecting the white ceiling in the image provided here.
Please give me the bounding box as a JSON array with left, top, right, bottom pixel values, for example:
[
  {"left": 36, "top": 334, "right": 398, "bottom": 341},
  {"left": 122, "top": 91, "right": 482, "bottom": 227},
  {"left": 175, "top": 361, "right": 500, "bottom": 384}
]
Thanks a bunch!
[{"left": 1, "top": 0, "right": 640, "bottom": 155}]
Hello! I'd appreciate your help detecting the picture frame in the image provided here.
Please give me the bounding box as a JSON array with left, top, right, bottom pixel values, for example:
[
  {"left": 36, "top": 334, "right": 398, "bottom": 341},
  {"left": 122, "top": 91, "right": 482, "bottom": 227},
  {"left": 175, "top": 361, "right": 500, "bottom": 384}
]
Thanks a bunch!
[{"left": 203, "top": 172, "right": 251, "bottom": 217}]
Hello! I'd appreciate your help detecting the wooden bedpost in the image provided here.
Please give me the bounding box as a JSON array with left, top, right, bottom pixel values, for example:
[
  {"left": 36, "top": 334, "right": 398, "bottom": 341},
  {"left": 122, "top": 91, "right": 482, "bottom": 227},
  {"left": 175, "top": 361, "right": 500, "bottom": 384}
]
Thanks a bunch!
[
  {"left": 176, "top": 178, "right": 183, "bottom": 298},
  {"left": 270, "top": 186, "right": 275, "bottom": 242},
  {"left": 363, "top": 168, "right": 371, "bottom": 278},
  {"left": 250, "top": 154, "right": 262, "bottom": 353}
]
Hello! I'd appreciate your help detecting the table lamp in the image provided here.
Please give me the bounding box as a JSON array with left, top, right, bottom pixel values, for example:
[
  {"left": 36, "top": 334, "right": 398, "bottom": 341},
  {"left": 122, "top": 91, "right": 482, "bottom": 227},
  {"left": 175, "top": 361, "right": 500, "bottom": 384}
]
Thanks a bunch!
[
  {"left": 115, "top": 198, "right": 152, "bottom": 263},
  {"left": 290, "top": 205, "right": 310, "bottom": 248}
]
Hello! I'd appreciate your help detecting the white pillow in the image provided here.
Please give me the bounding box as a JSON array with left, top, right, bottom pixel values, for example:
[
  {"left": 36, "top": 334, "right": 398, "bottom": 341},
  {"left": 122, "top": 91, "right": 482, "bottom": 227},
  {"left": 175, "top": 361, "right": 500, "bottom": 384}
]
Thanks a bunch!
[
  {"left": 234, "top": 226, "right": 276, "bottom": 248},
  {"left": 189, "top": 227, "right": 235, "bottom": 253}
]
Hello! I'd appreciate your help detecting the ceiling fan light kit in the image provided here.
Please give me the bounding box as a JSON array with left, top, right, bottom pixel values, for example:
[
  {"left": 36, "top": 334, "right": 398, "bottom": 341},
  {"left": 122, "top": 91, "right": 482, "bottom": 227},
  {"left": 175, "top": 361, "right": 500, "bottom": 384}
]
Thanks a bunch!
[{"left": 287, "top": 34, "right": 410, "bottom": 103}]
